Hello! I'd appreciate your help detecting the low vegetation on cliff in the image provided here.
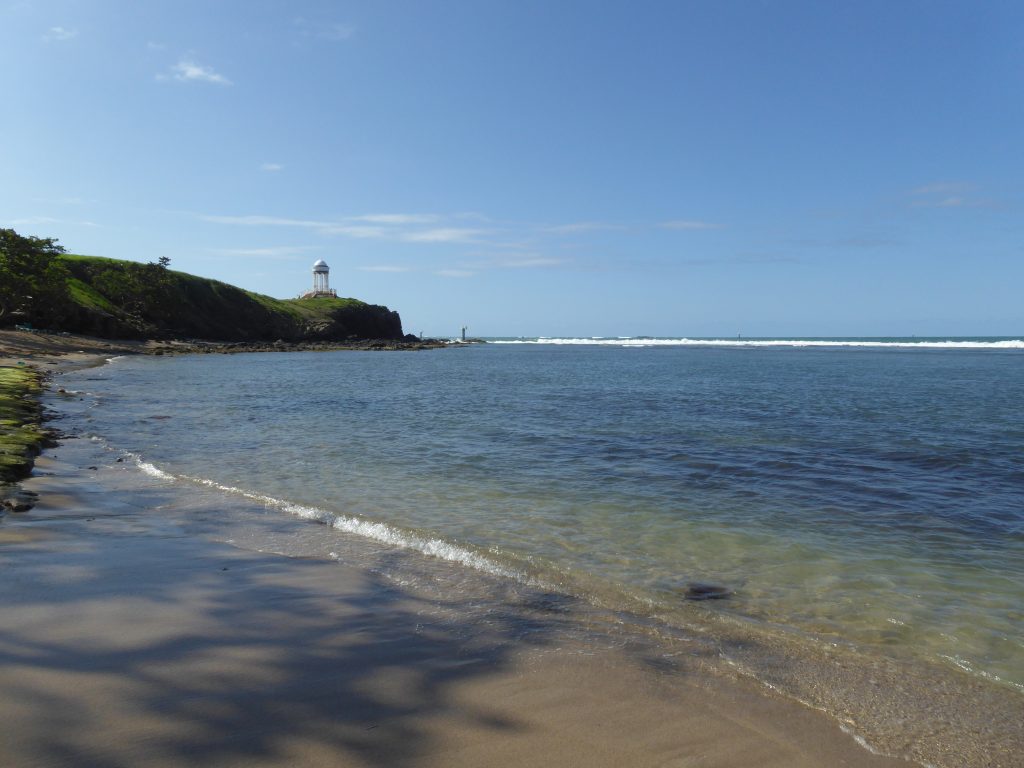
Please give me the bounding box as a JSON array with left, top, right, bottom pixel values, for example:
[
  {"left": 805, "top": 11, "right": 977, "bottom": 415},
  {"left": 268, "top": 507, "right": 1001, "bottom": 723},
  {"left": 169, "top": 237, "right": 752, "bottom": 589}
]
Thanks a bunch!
[{"left": 0, "top": 229, "right": 405, "bottom": 341}]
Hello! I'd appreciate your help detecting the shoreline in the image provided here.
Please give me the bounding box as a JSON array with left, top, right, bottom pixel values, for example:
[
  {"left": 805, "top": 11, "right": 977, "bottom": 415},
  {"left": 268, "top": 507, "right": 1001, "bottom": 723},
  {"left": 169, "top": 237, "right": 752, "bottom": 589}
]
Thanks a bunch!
[
  {"left": 0, "top": 328, "right": 449, "bottom": 365},
  {"left": 2, "top": 333, "right": 1020, "bottom": 766},
  {"left": 0, "top": 336, "right": 917, "bottom": 767},
  {"left": 1, "top": 435, "right": 910, "bottom": 768}
]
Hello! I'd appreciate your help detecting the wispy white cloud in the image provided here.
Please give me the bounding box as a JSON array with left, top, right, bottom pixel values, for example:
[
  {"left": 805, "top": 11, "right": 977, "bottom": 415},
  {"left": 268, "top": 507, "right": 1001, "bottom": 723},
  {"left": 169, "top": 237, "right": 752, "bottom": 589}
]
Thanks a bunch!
[
  {"left": 500, "top": 257, "right": 564, "bottom": 268},
  {"left": 293, "top": 17, "right": 355, "bottom": 42},
  {"left": 911, "top": 181, "right": 972, "bottom": 196},
  {"left": 211, "top": 246, "right": 318, "bottom": 258},
  {"left": 147, "top": 41, "right": 167, "bottom": 51},
  {"left": 916, "top": 196, "right": 962, "bottom": 208},
  {"left": 320, "top": 23, "right": 354, "bottom": 41},
  {"left": 436, "top": 269, "right": 475, "bottom": 278},
  {"left": 791, "top": 237, "right": 899, "bottom": 249},
  {"left": 8, "top": 215, "right": 98, "bottom": 228},
  {"left": 909, "top": 182, "right": 1000, "bottom": 209},
  {"left": 913, "top": 196, "right": 995, "bottom": 209},
  {"left": 660, "top": 220, "right": 722, "bottom": 230},
  {"left": 165, "top": 58, "right": 232, "bottom": 86},
  {"left": 9, "top": 216, "right": 59, "bottom": 226},
  {"left": 352, "top": 213, "right": 439, "bottom": 224},
  {"left": 358, "top": 265, "right": 411, "bottom": 273},
  {"left": 260, "top": 162, "right": 284, "bottom": 172},
  {"left": 402, "top": 228, "right": 486, "bottom": 243},
  {"left": 465, "top": 253, "right": 566, "bottom": 269},
  {"left": 198, "top": 211, "right": 599, "bottom": 252},
  {"left": 318, "top": 225, "right": 389, "bottom": 239},
  {"left": 201, "top": 213, "right": 439, "bottom": 235},
  {"left": 201, "top": 214, "right": 330, "bottom": 227},
  {"left": 43, "top": 26, "right": 78, "bottom": 42},
  {"left": 202, "top": 212, "right": 463, "bottom": 241},
  {"left": 734, "top": 253, "right": 800, "bottom": 264},
  {"left": 544, "top": 221, "right": 619, "bottom": 234},
  {"left": 678, "top": 253, "right": 800, "bottom": 266}
]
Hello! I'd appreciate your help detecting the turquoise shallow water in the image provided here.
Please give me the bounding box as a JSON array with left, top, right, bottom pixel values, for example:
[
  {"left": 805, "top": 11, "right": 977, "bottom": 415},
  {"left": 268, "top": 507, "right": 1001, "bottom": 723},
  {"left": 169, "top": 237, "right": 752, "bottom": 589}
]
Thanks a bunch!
[
  {"left": 66, "top": 342, "right": 1024, "bottom": 704},
  {"left": 64, "top": 341, "right": 1024, "bottom": 698}
]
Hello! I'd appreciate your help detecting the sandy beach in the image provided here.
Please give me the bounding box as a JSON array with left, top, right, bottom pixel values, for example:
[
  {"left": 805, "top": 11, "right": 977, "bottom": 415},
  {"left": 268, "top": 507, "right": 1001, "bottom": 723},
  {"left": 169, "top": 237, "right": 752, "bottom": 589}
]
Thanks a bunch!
[
  {"left": 1, "top": 448, "right": 909, "bottom": 768},
  {"left": 0, "top": 332, "right": 920, "bottom": 767},
  {"left": 0, "top": 331, "right": 147, "bottom": 382}
]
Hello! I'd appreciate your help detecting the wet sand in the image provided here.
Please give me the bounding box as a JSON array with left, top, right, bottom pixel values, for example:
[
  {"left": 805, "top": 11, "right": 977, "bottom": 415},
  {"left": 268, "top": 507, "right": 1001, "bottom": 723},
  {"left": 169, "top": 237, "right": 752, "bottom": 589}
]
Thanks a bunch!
[
  {"left": 0, "top": 329, "right": 145, "bottom": 369},
  {"left": 0, "top": 330, "right": 914, "bottom": 767},
  {"left": 0, "top": 455, "right": 914, "bottom": 768}
]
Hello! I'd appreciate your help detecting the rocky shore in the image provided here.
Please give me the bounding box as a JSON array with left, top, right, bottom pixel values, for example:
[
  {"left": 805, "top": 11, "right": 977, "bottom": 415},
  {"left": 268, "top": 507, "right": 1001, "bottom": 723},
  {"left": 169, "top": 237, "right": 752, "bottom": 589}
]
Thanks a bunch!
[
  {"left": 146, "top": 336, "right": 451, "bottom": 355},
  {"left": 0, "top": 328, "right": 451, "bottom": 361}
]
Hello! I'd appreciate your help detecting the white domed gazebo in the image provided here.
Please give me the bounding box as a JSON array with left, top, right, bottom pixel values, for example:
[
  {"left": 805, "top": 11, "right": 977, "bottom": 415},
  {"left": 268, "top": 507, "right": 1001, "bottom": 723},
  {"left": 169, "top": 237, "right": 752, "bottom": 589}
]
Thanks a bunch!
[{"left": 301, "top": 259, "right": 337, "bottom": 298}]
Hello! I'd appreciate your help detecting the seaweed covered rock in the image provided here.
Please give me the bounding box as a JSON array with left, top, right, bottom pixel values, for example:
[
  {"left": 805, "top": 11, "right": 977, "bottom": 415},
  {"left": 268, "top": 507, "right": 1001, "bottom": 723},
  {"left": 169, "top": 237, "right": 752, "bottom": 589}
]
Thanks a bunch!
[{"left": 0, "top": 367, "right": 46, "bottom": 483}]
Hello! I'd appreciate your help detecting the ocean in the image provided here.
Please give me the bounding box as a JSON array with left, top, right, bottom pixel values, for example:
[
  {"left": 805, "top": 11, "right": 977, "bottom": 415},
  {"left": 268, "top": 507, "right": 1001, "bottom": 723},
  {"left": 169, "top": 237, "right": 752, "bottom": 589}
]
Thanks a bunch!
[{"left": 56, "top": 337, "right": 1024, "bottom": 764}]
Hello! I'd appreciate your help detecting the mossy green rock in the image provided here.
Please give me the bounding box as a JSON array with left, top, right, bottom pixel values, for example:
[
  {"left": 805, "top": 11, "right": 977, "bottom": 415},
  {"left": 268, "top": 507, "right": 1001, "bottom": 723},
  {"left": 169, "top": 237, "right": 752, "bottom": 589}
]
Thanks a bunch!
[{"left": 0, "top": 367, "right": 45, "bottom": 483}]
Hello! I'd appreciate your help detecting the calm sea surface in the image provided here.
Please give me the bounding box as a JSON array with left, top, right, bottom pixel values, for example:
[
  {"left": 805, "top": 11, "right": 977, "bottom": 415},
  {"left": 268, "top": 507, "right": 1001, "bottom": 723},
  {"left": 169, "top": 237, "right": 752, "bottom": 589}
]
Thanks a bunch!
[{"left": 60, "top": 338, "right": 1023, "bottom": 757}]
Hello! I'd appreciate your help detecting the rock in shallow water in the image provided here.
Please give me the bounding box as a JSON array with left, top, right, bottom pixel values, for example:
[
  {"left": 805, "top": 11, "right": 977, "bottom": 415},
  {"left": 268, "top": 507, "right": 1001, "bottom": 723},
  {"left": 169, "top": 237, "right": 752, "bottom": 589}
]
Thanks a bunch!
[
  {"left": 684, "top": 582, "right": 733, "bottom": 601},
  {"left": 1, "top": 489, "right": 39, "bottom": 513}
]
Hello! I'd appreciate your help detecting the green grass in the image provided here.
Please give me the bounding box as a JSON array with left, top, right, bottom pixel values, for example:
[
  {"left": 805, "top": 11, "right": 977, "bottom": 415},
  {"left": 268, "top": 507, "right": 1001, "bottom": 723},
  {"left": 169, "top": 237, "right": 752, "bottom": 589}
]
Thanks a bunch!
[
  {"left": 60, "top": 253, "right": 128, "bottom": 265},
  {"left": 243, "top": 291, "right": 300, "bottom": 314},
  {"left": 0, "top": 367, "right": 45, "bottom": 483},
  {"left": 53, "top": 254, "right": 403, "bottom": 341},
  {"left": 67, "top": 276, "right": 120, "bottom": 313},
  {"left": 244, "top": 291, "right": 367, "bottom": 317}
]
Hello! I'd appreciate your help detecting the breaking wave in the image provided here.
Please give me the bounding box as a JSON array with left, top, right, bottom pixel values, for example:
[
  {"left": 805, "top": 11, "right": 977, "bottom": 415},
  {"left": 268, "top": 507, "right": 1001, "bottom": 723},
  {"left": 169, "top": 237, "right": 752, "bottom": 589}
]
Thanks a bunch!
[
  {"left": 126, "top": 454, "right": 528, "bottom": 581},
  {"left": 488, "top": 337, "right": 1024, "bottom": 349}
]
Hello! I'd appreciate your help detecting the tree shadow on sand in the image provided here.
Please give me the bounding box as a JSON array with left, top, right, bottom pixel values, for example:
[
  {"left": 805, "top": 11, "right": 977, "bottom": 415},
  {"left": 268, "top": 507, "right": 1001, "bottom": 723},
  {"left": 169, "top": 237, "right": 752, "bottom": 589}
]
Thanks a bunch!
[{"left": 0, "top": 494, "right": 599, "bottom": 768}]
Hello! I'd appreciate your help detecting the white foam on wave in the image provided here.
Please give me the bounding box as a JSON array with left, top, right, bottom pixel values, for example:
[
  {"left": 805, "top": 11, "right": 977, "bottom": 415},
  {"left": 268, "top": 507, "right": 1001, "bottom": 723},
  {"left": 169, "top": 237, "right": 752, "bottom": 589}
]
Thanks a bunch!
[
  {"left": 837, "top": 723, "right": 898, "bottom": 760},
  {"left": 726, "top": 655, "right": 902, "bottom": 763},
  {"left": 201, "top": 477, "right": 526, "bottom": 580},
  {"left": 490, "top": 337, "right": 1024, "bottom": 349},
  {"left": 125, "top": 456, "right": 525, "bottom": 581},
  {"left": 128, "top": 454, "right": 176, "bottom": 480},
  {"left": 327, "top": 513, "right": 524, "bottom": 578},
  {"left": 938, "top": 654, "right": 1024, "bottom": 692}
]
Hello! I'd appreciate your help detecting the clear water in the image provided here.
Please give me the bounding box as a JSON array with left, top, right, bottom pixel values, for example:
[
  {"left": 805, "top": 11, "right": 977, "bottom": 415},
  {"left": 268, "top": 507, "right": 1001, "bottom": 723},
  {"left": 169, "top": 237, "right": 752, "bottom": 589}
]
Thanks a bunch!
[{"left": 60, "top": 340, "right": 1024, "bottom": 761}]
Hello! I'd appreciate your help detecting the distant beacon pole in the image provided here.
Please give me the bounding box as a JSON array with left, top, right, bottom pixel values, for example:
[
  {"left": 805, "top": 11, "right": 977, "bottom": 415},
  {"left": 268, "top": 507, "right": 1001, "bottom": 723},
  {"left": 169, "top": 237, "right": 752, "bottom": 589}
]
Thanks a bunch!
[{"left": 304, "top": 259, "right": 336, "bottom": 298}]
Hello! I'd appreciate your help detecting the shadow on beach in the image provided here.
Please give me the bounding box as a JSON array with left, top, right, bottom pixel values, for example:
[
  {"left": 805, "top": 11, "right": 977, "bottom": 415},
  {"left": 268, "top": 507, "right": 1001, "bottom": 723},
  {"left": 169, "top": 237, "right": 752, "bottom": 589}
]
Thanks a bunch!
[
  {"left": 0, "top": 449, "right": 922, "bottom": 768},
  {"left": 0, "top": 485, "right": 566, "bottom": 767}
]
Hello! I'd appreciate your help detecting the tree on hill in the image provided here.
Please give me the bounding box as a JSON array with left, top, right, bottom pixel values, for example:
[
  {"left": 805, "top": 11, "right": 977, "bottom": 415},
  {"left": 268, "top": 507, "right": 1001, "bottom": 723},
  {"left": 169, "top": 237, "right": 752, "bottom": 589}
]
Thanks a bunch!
[
  {"left": 0, "top": 229, "right": 71, "bottom": 326},
  {"left": 85, "top": 256, "right": 176, "bottom": 326}
]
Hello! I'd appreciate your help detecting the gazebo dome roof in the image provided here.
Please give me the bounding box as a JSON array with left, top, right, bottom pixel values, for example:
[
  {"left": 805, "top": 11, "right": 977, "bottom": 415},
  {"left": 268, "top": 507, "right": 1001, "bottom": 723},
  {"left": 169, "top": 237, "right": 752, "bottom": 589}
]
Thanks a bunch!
[{"left": 312, "top": 259, "right": 329, "bottom": 272}]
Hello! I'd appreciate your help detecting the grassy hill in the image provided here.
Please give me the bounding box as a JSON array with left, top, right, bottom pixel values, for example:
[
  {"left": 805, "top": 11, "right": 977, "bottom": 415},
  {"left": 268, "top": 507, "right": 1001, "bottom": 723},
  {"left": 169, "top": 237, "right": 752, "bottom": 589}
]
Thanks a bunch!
[{"left": 54, "top": 254, "right": 405, "bottom": 341}]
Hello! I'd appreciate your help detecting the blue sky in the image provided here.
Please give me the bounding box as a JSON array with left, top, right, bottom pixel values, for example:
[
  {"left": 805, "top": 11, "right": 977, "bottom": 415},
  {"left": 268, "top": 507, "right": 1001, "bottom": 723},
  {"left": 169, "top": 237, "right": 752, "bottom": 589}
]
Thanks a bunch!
[{"left": 2, "top": 1, "right": 1022, "bottom": 337}]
